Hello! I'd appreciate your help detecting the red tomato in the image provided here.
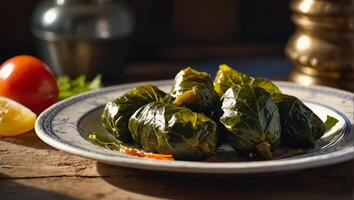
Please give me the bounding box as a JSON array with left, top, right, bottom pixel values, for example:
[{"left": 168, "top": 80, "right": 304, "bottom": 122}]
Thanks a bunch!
[{"left": 0, "top": 55, "right": 58, "bottom": 115}]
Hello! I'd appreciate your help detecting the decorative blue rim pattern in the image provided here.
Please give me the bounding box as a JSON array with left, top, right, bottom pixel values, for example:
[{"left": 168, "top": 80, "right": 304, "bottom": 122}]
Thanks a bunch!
[{"left": 35, "top": 80, "right": 354, "bottom": 174}]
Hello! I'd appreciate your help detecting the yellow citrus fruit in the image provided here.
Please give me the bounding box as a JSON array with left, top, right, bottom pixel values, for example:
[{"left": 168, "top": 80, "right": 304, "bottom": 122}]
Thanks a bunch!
[{"left": 0, "top": 96, "right": 37, "bottom": 136}]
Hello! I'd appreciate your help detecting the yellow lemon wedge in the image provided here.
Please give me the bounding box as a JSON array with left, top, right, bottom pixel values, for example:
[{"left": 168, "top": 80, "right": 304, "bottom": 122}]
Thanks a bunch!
[{"left": 0, "top": 97, "right": 37, "bottom": 136}]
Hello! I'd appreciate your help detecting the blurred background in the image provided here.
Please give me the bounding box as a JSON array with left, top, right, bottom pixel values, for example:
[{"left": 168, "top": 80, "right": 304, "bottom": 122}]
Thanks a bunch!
[{"left": 0, "top": 0, "right": 295, "bottom": 83}]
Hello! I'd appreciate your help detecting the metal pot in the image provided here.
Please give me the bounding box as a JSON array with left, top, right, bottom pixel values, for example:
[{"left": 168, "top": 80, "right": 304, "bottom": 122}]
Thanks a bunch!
[{"left": 32, "top": 0, "right": 135, "bottom": 80}]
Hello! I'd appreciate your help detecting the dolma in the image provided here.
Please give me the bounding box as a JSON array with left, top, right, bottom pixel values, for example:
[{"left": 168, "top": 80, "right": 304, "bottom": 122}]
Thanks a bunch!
[
  {"left": 273, "top": 93, "right": 326, "bottom": 148},
  {"left": 220, "top": 85, "right": 281, "bottom": 160},
  {"left": 214, "top": 64, "right": 281, "bottom": 97},
  {"left": 101, "top": 85, "right": 166, "bottom": 142},
  {"left": 170, "top": 67, "right": 219, "bottom": 114},
  {"left": 128, "top": 102, "right": 218, "bottom": 160}
]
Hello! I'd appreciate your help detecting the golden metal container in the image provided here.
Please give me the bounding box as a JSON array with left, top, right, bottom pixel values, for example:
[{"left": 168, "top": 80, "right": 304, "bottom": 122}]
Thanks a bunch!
[{"left": 286, "top": 0, "right": 354, "bottom": 91}]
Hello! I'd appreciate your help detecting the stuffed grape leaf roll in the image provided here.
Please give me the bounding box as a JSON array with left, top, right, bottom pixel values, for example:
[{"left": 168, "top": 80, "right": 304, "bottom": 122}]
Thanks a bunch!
[
  {"left": 170, "top": 67, "right": 219, "bottom": 114},
  {"left": 273, "top": 93, "right": 326, "bottom": 148},
  {"left": 128, "top": 102, "right": 218, "bottom": 160},
  {"left": 101, "top": 85, "right": 167, "bottom": 142},
  {"left": 220, "top": 85, "right": 281, "bottom": 160},
  {"left": 214, "top": 64, "right": 281, "bottom": 97}
]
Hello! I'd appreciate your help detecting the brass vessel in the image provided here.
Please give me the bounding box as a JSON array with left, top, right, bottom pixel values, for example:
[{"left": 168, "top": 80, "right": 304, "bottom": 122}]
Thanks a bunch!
[{"left": 286, "top": 0, "right": 354, "bottom": 91}]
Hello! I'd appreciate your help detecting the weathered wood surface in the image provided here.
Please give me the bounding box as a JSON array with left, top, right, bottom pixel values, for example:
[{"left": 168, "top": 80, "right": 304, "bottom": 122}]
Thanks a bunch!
[{"left": 0, "top": 131, "right": 353, "bottom": 200}]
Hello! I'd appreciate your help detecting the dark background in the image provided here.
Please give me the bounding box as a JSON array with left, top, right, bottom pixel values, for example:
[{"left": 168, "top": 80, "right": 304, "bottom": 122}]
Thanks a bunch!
[{"left": 0, "top": 0, "right": 294, "bottom": 81}]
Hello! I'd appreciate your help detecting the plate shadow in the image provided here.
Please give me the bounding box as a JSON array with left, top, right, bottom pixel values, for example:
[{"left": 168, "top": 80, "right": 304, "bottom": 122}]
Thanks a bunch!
[{"left": 96, "top": 161, "right": 353, "bottom": 200}]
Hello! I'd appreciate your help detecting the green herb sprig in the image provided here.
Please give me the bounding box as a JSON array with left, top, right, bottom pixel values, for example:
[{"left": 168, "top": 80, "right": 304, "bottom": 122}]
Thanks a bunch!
[{"left": 57, "top": 74, "right": 102, "bottom": 100}]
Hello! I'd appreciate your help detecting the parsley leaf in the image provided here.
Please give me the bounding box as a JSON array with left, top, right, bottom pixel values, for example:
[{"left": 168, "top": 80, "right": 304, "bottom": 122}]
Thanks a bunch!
[
  {"left": 57, "top": 74, "right": 102, "bottom": 100},
  {"left": 324, "top": 115, "right": 339, "bottom": 132}
]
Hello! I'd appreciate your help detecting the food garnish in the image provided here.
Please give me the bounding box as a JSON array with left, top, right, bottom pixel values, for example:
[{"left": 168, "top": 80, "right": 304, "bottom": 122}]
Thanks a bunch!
[
  {"left": 0, "top": 97, "right": 36, "bottom": 136},
  {"left": 57, "top": 74, "right": 102, "bottom": 100}
]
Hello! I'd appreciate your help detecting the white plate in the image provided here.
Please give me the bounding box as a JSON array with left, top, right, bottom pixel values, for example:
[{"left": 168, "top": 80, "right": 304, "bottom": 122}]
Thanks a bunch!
[{"left": 35, "top": 80, "right": 354, "bottom": 174}]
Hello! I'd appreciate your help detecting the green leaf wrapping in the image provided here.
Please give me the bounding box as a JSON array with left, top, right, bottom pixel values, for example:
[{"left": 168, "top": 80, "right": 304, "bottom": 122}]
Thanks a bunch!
[
  {"left": 101, "top": 85, "right": 167, "bottom": 142},
  {"left": 214, "top": 64, "right": 281, "bottom": 97},
  {"left": 220, "top": 85, "right": 281, "bottom": 160},
  {"left": 170, "top": 67, "right": 219, "bottom": 114},
  {"left": 273, "top": 93, "right": 326, "bottom": 148},
  {"left": 324, "top": 115, "right": 339, "bottom": 132},
  {"left": 128, "top": 102, "right": 218, "bottom": 160}
]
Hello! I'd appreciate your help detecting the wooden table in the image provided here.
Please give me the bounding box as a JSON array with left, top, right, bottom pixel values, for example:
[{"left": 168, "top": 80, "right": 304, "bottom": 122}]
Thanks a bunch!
[{"left": 0, "top": 131, "right": 353, "bottom": 200}]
